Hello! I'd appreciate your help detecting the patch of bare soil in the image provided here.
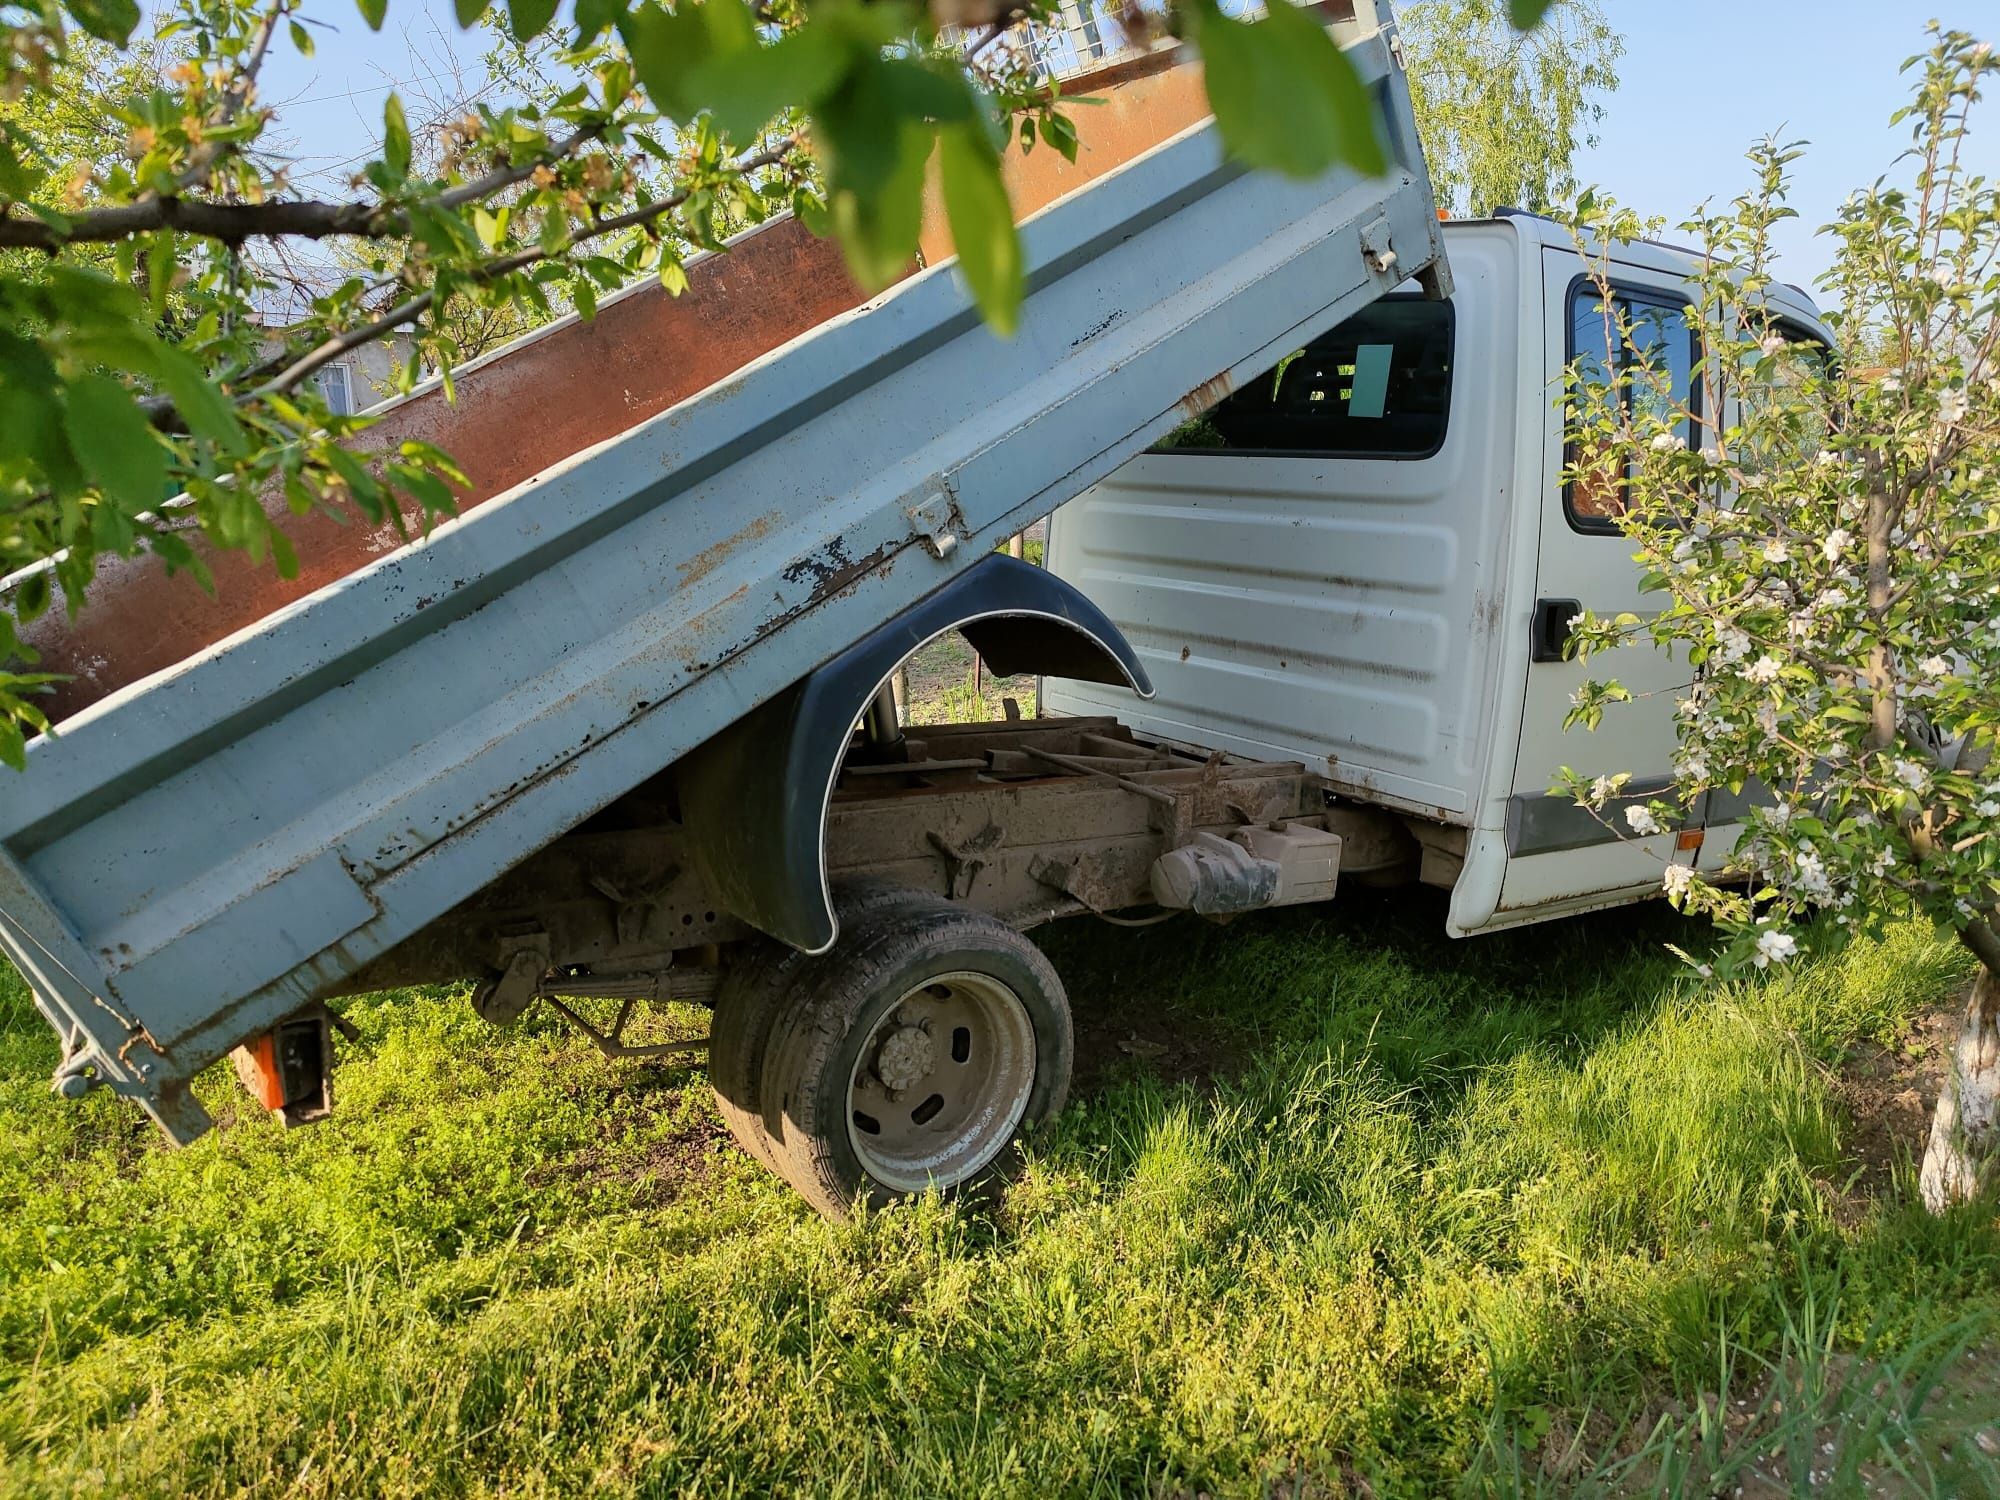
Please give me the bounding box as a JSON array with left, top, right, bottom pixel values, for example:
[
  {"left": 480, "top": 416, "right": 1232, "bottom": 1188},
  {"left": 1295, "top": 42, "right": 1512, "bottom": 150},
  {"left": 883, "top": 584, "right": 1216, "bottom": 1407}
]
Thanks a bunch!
[
  {"left": 1068, "top": 972, "right": 1242, "bottom": 1097},
  {"left": 1829, "top": 1003, "right": 1961, "bottom": 1206},
  {"left": 528, "top": 1082, "right": 730, "bottom": 1207}
]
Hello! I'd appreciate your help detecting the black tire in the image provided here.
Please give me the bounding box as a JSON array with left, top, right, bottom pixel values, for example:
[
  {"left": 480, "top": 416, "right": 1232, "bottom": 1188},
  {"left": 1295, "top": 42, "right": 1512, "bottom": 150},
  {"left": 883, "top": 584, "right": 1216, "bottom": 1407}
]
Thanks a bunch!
[
  {"left": 708, "top": 880, "right": 955, "bottom": 1177},
  {"left": 757, "top": 891, "right": 1072, "bottom": 1219},
  {"left": 708, "top": 936, "right": 799, "bottom": 1173}
]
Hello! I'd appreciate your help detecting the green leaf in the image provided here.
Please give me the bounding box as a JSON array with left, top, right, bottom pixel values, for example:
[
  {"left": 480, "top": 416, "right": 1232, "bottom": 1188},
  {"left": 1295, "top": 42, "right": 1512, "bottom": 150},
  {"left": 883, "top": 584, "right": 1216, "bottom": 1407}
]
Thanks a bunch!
[
  {"left": 657, "top": 257, "right": 689, "bottom": 295},
  {"left": 383, "top": 93, "right": 412, "bottom": 178},
  {"left": 816, "top": 86, "right": 932, "bottom": 290},
  {"left": 0, "top": 718, "right": 24, "bottom": 773},
  {"left": 619, "top": 3, "right": 699, "bottom": 120},
  {"left": 393, "top": 465, "right": 458, "bottom": 519},
  {"left": 1041, "top": 112, "right": 1079, "bottom": 164},
  {"left": 697, "top": 25, "right": 847, "bottom": 142},
  {"left": 268, "top": 526, "right": 300, "bottom": 580},
  {"left": 938, "top": 123, "right": 1022, "bottom": 336},
  {"left": 508, "top": 0, "right": 559, "bottom": 44},
  {"left": 813, "top": 66, "right": 915, "bottom": 199},
  {"left": 0, "top": 335, "right": 85, "bottom": 502},
  {"left": 0, "top": 128, "right": 39, "bottom": 199},
  {"left": 45, "top": 263, "right": 145, "bottom": 330},
  {"left": 870, "top": 57, "right": 975, "bottom": 125},
  {"left": 289, "top": 19, "right": 315, "bottom": 55},
  {"left": 1189, "top": 0, "right": 1385, "bottom": 179},
  {"left": 62, "top": 374, "right": 169, "bottom": 515},
  {"left": 572, "top": 0, "right": 615, "bottom": 39},
  {"left": 65, "top": 0, "right": 140, "bottom": 44},
  {"left": 150, "top": 344, "right": 247, "bottom": 454},
  {"left": 1509, "top": 0, "right": 1557, "bottom": 29},
  {"left": 13, "top": 569, "right": 50, "bottom": 624},
  {"left": 357, "top": 0, "right": 389, "bottom": 30},
  {"left": 619, "top": 0, "right": 756, "bottom": 121}
]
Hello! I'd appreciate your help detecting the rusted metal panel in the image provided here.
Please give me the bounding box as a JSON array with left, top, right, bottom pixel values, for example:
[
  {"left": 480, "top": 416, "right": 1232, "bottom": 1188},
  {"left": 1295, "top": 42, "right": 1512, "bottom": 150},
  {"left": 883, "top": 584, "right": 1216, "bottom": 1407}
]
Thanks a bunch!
[
  {"left": 917, "top": 46, "right": 1215, "bottom": 266},
  {"left": 14, "top": 216, "right": 883, "bottom": 722}
]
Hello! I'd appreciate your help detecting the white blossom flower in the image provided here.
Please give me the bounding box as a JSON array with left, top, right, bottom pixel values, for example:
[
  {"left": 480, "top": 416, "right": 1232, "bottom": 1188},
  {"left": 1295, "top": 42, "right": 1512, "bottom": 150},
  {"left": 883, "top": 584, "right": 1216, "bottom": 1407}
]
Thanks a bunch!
[
  {"left": 1625, "top": 805, "right": 1663, "bottom": 836},
  {"left": 1650, "top": 432, "right": 1685, "bottom": 453},
  {"left": 1763, "top": 539, "right": 1789, "bottom": 564},
  {"left": 1662, "top": 864, "right": 1697, "bottom": 899},
  {"left": 1939, "top": 388, "right": 1969, "bottom": 425},
  {"left": 1743, "top": 655, "right": 1782, "bottom": 684},
  {"left": 1881, "top": 374, "right": 1904, "bottom": 394},
  {"left": 1919, "top": 655, "right": 1951, "bottom": 677},
  {"left": 1760, "top": 333, "right": 1788, "bottom": 357},
  {"left": 1678, "top": 753, "right": 1710, "bottom": 784},
  {"left": 1714, "top": 626, "right": 1752, "bottom": 664},
  {"left": 1767, "top": 802, "right": 1793, "bottom": 827},
  {"left": 1822, "top": 528, "right": 1850, "bottom": 561},
  {"left": 1893, "top": 758, "right": 1930, "bottom": 792},
  {"left": 1754, "top": 928, "right": 1799, "bottom": 968},
  {"left": 1794, "top": 847, "right": 1834, "bottom": 901},
  {"left": 1978, "top": 799, "right": 2000, "bottom": 818},
  {"left": 1589, "top": 774, "right": 1619, "bottom": 805}
]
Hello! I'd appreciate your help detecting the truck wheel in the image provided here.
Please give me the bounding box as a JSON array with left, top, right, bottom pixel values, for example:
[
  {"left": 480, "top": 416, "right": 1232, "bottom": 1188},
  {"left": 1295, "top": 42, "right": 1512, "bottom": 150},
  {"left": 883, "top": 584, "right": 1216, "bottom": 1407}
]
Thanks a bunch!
[
  {"left": 760, "top": 893, "right": 1071, "bottom": 1218},
  {"left": 708, "top": 938, "right": 798, "bottom": 1173},
  {"left": 708, "top": 880, "right": 964, "bottom": 1177}
]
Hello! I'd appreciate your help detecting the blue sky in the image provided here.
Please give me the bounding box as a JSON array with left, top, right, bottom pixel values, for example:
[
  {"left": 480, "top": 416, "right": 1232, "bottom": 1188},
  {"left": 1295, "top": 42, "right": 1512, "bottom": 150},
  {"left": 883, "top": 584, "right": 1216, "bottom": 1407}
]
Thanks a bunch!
[
  {"left": 1576, "top": 1, "right": 1998, "bottom": 292},
  {"left": 254, "top": 0, "right": 1996, "bottom": 300}
]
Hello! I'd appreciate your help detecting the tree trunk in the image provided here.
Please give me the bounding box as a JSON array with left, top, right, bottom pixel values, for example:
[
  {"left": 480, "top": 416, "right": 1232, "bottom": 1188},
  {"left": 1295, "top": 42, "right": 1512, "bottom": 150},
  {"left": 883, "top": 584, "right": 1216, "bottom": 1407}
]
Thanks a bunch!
[{"left": 1920, "top": 964, "right": 2000, "bottom": 1212}]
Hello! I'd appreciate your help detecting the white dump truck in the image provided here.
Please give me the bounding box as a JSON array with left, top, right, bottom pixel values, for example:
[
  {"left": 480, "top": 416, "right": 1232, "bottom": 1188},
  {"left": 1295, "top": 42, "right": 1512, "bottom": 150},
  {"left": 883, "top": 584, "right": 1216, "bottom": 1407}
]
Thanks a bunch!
[{"left": 0, "top": 3, "right": 1828, "bottom": 1220}]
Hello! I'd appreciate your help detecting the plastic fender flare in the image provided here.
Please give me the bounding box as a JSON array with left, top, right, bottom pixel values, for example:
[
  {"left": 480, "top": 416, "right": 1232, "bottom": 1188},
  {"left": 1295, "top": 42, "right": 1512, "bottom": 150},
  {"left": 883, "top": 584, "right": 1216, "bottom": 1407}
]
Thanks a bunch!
[{"left": 677, "top": 554, "right": 1153, "bottom": 952}]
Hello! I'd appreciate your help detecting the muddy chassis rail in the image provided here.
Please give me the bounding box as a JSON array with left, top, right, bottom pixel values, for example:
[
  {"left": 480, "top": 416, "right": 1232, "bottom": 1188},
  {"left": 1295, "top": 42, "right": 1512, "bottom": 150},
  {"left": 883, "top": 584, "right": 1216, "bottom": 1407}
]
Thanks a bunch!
[{"left": 330, "top": 714, "right": 1415, "bottom": 1012}]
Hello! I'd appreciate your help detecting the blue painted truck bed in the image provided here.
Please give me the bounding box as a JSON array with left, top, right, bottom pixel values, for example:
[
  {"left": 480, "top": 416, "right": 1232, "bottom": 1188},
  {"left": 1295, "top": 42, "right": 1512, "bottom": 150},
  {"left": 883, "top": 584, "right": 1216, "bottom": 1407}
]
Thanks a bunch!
[{"left": 0, "top": 12, "right": 1447, "bottom": 1140}]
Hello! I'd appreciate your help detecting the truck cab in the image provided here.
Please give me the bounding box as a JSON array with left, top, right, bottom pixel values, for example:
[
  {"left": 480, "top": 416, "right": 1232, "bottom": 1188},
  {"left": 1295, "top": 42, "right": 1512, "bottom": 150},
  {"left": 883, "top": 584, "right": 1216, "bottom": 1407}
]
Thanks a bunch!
[{"left": 1044, "top": 211, "right": 1834, "bottom": 933}]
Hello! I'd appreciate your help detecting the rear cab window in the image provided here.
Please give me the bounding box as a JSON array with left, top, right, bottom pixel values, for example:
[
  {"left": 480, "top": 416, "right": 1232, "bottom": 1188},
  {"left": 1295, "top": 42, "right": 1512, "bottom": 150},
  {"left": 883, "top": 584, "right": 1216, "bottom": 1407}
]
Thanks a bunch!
[{"left": 1152, "top": 295, "right": 1454, "bottom": 459}]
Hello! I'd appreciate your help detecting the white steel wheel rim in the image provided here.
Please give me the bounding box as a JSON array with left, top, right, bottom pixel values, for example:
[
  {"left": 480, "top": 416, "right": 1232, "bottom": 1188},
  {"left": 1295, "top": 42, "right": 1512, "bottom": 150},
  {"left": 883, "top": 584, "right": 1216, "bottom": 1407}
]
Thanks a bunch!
[{"left": 845, "top": 969, "right": 1037, "bottom": 1194}]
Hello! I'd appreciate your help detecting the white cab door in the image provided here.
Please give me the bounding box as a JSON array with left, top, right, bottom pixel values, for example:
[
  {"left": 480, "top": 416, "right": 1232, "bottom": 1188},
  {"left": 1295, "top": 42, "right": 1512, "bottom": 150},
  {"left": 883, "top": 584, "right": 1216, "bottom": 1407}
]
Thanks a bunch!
[{"left": 1480, "top": 248, "right": 1699, "bottom": 925}]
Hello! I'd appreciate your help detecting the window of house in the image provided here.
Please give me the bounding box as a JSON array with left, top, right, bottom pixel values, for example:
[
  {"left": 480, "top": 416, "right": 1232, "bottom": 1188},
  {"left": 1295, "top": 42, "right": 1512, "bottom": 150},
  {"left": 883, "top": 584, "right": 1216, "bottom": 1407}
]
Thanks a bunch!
[
  {"left": 1152, "top": 295, "right": 1454, "bottom": 459},
  {"left": 315, "top": 363, "right": 355, "bottom": 416},
  {"left": 1565, "top": 283, "right": 1700, "bottom": 531}
]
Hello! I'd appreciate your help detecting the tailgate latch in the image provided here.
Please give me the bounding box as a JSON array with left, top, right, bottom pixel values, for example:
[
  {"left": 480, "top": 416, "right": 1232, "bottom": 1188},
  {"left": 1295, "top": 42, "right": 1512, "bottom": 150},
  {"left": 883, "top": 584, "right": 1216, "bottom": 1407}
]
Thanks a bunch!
[
  {"left": 905, "top": 490, "right": 962, "bottom": 559},
  {"left": 1360, "top": 217, "right": 1399, "bottom": 275}
]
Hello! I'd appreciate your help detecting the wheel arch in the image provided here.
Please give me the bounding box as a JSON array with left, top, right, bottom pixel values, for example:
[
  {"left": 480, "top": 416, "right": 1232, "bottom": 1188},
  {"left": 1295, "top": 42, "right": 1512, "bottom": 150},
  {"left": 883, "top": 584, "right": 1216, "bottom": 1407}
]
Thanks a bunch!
[{"left": 676, "top": 554, "right": 1151, "bottom": 953}]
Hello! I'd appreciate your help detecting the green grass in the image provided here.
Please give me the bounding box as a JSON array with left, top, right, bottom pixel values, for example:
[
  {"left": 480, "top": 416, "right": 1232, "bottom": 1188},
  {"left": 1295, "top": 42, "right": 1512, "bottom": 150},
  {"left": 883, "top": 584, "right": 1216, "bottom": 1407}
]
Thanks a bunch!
[{"left": 4, "top": 891, "right": 1999, "bottom": 1497}]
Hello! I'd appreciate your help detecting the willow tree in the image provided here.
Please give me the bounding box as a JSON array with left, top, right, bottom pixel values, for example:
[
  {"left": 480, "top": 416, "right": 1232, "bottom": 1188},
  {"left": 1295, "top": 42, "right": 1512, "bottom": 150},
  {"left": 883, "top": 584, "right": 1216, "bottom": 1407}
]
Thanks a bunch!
[{"left": 1400, "top": 0, "right": 1620, "bottom": 216}]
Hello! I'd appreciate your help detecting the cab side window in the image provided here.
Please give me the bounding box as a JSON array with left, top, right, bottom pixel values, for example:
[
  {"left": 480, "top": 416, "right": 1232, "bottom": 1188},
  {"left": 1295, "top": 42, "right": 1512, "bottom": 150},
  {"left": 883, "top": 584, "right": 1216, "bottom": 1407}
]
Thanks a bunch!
[
  {"left": 1565, "top": 284, "right": 1699, "bottom": 531},
  {"left": 1153, "top": 295, "right": 1455, "bottom": 459}
]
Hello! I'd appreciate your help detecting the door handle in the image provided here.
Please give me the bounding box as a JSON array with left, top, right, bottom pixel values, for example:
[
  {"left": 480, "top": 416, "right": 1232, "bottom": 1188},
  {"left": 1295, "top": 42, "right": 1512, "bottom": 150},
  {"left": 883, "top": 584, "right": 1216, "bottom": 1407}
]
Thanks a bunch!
[{"left": 1531, "top": 597, "right": 1581, "bottom": 663}]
